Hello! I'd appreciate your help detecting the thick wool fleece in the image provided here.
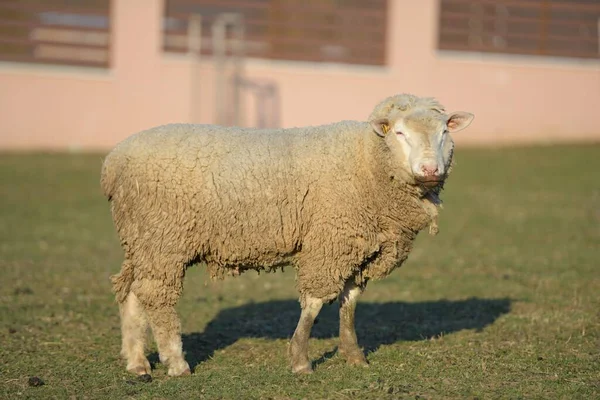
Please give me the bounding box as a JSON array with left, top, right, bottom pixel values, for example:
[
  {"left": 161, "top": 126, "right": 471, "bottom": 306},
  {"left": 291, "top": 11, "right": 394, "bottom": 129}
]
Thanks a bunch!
[{"left": 101, "top": 121, "right": 439, "bottom": 308}]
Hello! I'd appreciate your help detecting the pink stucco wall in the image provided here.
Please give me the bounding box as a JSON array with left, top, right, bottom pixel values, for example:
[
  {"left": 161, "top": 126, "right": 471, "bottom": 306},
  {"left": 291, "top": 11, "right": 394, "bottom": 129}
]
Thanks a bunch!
[{"left": 0, "top": 0, "right": 598, "bottom": 151}]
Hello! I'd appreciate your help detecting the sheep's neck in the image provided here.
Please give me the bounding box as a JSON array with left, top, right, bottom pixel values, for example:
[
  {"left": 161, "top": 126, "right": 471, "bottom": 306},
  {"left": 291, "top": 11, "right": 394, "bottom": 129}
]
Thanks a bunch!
[{"left": 362, "top": 133, "right": 436, "bottom": 237}]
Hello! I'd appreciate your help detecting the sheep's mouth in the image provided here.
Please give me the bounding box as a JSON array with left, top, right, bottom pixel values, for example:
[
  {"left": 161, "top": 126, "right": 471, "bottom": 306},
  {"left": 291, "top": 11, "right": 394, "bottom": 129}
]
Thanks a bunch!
[{"left": 415, "top": 176, "right": 444, "bottom": 188}]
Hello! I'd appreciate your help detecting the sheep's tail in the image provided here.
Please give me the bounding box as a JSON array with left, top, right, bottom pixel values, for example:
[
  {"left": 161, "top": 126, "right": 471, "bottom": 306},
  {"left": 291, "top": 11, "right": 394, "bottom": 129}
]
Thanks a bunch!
[
  {"left": 111, "top": 260, "right": 135, "bottom": 303},
  {"left": 100, "top": 151, "right": 122, "bottom": 200}
]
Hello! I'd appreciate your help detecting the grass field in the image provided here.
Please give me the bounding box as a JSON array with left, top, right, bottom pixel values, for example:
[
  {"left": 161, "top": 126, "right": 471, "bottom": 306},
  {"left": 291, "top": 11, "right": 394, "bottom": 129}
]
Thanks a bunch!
[{"left": 0, "top": 145, "right": 599, "bottom": 399}]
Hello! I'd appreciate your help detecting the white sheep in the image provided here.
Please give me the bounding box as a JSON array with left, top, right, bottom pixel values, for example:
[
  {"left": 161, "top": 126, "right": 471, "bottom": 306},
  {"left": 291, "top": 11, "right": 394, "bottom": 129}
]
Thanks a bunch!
[{"left": 100, "top": 93, "right": 474, "bottom": 376}]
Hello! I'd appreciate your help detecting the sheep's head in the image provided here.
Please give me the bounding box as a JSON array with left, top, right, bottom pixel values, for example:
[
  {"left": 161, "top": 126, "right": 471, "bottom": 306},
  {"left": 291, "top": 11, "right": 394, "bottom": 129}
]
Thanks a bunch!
[{"left": 369, "top": 94, "right": 474, "bottom": 191}]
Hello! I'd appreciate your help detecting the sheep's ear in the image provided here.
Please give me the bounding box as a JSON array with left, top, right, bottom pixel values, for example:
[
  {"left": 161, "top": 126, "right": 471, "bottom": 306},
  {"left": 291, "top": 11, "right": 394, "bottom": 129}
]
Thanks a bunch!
[
  {"left": 446, "top": 112, "right": 474, "bottom": 133},
  {"left": 371, "top": 118, "right": 391, "bottom": 137}
]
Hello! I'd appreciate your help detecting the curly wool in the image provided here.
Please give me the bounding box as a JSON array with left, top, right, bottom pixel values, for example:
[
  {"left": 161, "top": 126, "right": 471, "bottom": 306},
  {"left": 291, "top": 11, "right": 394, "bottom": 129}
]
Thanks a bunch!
[
  {"left": 102, "top": 115, "right": 443, "bottom": 308},
  {"left": 368, "top": 93, "right": 445, "bottom": 121}
]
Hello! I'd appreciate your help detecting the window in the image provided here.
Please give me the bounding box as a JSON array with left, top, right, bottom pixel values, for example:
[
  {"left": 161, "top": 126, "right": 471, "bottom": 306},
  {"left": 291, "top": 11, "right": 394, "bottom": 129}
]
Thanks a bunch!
[
  {"left": 163, "top": 0, "right": 389, "bottom": 66},
  {"left": 438, "top": 0, "right": 600, "bottom": 59},
  {"left": 0, "top": 0, "right": 110, "bottom": 68}
]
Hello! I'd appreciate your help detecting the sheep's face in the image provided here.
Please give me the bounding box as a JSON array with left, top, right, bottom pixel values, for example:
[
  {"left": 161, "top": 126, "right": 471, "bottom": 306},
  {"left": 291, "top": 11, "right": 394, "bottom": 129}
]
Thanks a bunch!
[{"left": 371, "top": 110, "right": 474, "bottom": 188}]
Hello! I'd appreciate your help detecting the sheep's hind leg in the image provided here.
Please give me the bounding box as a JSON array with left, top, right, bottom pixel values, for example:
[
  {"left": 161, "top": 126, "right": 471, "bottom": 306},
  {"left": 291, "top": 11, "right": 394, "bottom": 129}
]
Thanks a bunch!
[
  {"left": 289, "top": 296, "right": 323, "bottom": 374},
  {"left": 143, "top": 304, "right": 191, "bottom": 376},
  {"left": 135, "top": 274, "right": 190, "bottom": 377},
  {"left": 120, "top": 292, "right": 152, "bottom": 375},
  {"left": 338, "top": 281, "right": 368, "bottom": 366}
]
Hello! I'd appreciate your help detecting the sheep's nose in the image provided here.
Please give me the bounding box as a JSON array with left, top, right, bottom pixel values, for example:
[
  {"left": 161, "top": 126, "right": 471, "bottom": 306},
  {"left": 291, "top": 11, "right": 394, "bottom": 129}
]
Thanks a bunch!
[{"left": 420, "top": 163, "right": 439, "bottom": 177}]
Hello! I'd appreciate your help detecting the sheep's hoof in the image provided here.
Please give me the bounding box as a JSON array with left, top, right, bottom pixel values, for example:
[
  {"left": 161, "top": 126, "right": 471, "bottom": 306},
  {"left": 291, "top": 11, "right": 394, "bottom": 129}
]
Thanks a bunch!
[
  {"left": 127, "top": 360, "right": 152, "bottom": 376},
  {"left": 291, "top": 363, "right": 313, "bottom": 374},
  {"left": 346, "top": 355, "right": 369, "bottom": 367},
  {"left": 171, "top": 368, "right": 191, "bottom": 377},
  {"left": 339, "top": 348, "right": 368, "bottom": 367},
  {"left": 167, "top": 363, "right": 191, "bottom": 377}
]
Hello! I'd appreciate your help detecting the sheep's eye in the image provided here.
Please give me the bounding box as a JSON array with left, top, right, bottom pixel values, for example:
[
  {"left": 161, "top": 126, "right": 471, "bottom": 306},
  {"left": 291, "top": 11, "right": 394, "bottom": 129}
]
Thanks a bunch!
[{"left": 396, "top": 131, "right": 404, "bottom": 136}]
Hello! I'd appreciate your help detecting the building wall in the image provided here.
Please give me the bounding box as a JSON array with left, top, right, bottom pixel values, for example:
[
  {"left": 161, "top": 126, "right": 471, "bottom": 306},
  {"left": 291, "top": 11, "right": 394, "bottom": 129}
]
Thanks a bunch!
[{"left": 0, "top": 0, "right": 598, "bottom": 151}]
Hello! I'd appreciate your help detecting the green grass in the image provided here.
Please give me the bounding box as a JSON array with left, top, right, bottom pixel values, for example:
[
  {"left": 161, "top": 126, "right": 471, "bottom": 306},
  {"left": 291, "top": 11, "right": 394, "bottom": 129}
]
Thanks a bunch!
[{"left": 0, "top": 145, "right": 599, "bottom": 399}]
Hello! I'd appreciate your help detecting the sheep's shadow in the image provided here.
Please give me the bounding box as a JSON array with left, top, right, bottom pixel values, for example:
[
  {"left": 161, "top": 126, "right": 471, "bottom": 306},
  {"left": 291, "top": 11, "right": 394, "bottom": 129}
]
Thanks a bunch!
[{"left": 150, "top": 297, "right": 511, "bottom": 371}]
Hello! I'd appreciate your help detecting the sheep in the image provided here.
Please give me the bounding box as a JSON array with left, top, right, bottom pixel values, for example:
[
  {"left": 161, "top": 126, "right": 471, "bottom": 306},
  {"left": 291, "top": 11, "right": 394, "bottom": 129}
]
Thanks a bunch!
[{"left": 100, "top": 93, "right": 474, "bottom": 376}]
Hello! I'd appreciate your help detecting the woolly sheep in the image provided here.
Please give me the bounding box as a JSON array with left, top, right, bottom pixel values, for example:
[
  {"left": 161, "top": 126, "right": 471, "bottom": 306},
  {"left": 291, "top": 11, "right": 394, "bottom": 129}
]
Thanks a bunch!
[{"left": 101, "top": 93, "right": 474, "bottom": 376}]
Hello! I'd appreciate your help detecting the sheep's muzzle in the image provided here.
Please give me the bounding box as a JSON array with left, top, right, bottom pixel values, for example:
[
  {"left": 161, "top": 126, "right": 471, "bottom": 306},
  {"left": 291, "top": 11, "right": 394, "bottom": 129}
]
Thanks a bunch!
[{"left": 415, "top": 176, "right": 444, "bottom": 189}]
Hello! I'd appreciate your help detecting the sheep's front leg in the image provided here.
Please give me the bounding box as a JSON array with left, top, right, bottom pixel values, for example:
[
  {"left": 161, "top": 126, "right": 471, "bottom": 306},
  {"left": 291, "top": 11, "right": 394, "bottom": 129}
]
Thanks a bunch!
[
  {"left": 289, "top": 296, "right": 323, "bottom": 374},
  {"left": 338, "top": 281, "right": 368, "bottom": 366},
  {"left": 144, "top": 305, "right": 191, "bottom": 377},
  {"left": 119, "top": 292, "right": 152, "bottom": 375}
]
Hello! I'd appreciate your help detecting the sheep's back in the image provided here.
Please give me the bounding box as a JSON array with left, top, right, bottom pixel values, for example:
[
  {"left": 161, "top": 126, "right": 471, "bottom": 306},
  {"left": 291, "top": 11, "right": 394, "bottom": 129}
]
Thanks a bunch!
[{"left": 101, "top": 121, "right": 369, "bottom": 268}]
